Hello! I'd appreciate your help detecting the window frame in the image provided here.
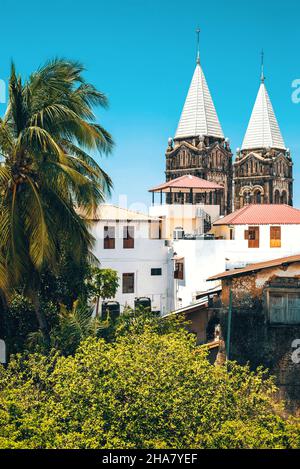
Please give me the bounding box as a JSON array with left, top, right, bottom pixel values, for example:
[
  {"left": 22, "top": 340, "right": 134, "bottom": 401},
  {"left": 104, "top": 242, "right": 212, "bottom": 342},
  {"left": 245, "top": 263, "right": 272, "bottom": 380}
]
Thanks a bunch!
[
  {"left": 151, "top": 268, "right": 162, "bottom": 276},
  {"left": 122, "top": 273, "right": 135, "bottom": 294},
  {"left": 270, "top": 226, "right": 281, "bottom": 248},
  {"left": 247, "top": 226, "right": 259, "bottom": 248},
  {"left": 266, "top": 287, "right": 300, "bottom": 325},
  {"left": 123, "top": 225, "right": 135, "bottom": 249},
  {"left": 103, "top": 225, "right": 115, "bottom": 249},
  {"left": 174, "top": 260, "right": 184, "bottom": 280}
]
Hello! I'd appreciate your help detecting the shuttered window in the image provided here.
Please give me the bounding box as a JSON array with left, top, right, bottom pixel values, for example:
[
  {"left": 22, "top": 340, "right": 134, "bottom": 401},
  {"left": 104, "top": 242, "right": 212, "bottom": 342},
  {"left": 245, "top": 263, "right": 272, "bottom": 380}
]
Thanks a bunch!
[
  {"left": 123, "top": 226, "right": 135, "bottom": 249},
  {"left": 104, "top": 226, "right": 115, "bottom": 249},
  {"left": 122, "top": 273, "right": 134, "bottom": 294},
  {"left": 248, "top": 226, "right": 259, "bottom": 248},
  {"left": 174, "top": 261, "right": 184, "bottom": 280},
  {"left": 269, "top": 291, "right": 300, "bottom": 324},
  {"left": 270, "top": 226, "right": 281, "bottom": 248}
]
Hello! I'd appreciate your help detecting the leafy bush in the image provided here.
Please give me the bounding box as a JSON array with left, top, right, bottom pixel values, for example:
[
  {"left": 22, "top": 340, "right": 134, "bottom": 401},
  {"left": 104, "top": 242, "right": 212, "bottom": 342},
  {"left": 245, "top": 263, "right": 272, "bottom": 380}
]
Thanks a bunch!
[{"left": 0, "top": 325, "right": 299, "bottom": 449}]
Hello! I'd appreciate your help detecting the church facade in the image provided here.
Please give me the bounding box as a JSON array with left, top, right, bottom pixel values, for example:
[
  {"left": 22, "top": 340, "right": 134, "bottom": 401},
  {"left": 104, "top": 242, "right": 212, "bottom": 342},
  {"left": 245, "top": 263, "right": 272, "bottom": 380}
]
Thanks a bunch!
[
  {"left": 233, "top": 72, "right": 293, "bottom": 209},
  {"left": 165, "top": 55, "right": 232, "bottom": 215},
  {"left": 165, "top": 48, "right": 293, "bottom": 213}
]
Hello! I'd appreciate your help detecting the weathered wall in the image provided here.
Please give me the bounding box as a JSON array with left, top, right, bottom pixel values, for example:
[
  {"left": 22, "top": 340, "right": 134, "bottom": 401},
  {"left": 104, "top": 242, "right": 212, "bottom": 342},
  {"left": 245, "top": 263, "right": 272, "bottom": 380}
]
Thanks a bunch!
[{"left": 218, "top": 263, "right": 300, "bottom": 413}]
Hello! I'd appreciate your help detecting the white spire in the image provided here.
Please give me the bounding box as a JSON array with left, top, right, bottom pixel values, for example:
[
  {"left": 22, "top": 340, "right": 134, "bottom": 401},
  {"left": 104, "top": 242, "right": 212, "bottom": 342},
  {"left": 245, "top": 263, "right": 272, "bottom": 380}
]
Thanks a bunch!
[
  {"left": 242, "top": 81, "right": 286, "bottom": 151},
  {"left": 175, "top": 62, "right": 224, "bottom": 140},
  {"left": 175, "top": 30, "right": 224, "bottom": 140}
]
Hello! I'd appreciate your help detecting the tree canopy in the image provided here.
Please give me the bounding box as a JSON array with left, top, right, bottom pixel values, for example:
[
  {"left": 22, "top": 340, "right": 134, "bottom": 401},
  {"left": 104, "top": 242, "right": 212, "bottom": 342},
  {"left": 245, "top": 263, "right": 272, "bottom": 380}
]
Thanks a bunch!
[{"left": 0, "top": 323, "right": 299, "bottom": 449}]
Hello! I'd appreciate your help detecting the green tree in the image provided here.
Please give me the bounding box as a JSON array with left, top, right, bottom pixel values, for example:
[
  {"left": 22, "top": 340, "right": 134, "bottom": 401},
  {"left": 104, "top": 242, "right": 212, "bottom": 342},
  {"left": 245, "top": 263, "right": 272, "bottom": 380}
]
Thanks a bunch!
[
  {"left": 87, "top": 267, "right": 119, "bottom": 316},
  {"left": 0, "top": 59, "right": 113, "bottom": 343},
  {"left": 0, "top": 326, "right": 299, "bottom": 449}
]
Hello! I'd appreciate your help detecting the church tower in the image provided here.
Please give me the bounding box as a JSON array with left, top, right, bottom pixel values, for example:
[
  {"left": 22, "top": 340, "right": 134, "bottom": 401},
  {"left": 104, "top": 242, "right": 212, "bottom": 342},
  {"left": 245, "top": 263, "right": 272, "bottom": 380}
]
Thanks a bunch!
[
  {"left": 165, "top": 31, "right": 233, "bottom": 215},
  {"left": 234, "top": 54, "right": 293, "bottom": 209}
]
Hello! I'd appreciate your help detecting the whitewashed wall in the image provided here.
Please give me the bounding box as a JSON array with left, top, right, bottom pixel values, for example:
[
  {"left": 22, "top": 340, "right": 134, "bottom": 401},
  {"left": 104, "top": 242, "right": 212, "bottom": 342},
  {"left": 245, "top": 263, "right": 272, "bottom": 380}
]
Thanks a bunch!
[
  {"left": 91, "top": 220, "right": 171, "bottom": 314},
  {"left": 172, "top": 224, "right": 300, "bottom": 309}
]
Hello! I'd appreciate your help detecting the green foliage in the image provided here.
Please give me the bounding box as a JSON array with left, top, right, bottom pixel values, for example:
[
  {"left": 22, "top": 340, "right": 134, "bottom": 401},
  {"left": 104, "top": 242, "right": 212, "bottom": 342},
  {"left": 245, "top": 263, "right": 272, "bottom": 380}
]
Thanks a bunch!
[
  {"left": 86, "top": 267, "right": 119, "bottom": 316},
  {"left": 112, "top": 305, "right": 188, "bottom": 339},
  {"left": 27, "top": 299, "right": 109, "bottom": 356},
  {"left": 4, "top": 293, "right": 58, "bottom": 354},
  {"left": 87, "top": 267, "right": 119, "bottom": 301},
  {"left": 0, "top": 325, "right": 299, "bottom": 449}
]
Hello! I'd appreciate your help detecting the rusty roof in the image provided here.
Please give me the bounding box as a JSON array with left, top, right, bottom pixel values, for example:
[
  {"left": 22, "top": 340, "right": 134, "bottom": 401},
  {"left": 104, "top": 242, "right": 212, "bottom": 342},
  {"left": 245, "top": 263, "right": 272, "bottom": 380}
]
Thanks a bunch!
[
  {"left": 149, "top": 175, "right": 223, "bottom": 193},
  {"left": 207, "top": 254, "right": 300, "bottom": 281},
  {"left": 214, "top": 204, "right": 300, "bottom": 225}
]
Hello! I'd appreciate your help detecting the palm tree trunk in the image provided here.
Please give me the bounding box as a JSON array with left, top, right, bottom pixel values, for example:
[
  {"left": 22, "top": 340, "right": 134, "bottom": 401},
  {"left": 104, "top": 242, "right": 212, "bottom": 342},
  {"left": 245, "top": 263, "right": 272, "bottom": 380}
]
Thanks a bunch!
[
  {"left": 31, "top": 292, "right": 50, "bottom": 347},
  {"left": 95, "top": 296, "right": 100, "bottom": 317}
]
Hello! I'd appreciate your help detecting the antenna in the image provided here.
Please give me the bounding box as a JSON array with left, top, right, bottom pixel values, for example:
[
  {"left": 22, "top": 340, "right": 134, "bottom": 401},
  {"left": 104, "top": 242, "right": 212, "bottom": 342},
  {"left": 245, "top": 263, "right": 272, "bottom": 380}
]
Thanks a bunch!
[{"left": 196, "top": 27, "right": 200, "bottom": 65}]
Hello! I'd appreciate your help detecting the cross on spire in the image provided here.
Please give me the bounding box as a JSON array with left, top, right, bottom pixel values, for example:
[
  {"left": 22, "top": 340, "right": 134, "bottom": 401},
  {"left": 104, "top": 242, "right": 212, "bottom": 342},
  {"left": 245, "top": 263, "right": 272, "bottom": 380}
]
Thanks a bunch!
[
  {"left": 260, "top": 49, "right": 265, "bottom": 83},
  {"left": 196, "top": 27, "right": 200, "bottom": 65}
]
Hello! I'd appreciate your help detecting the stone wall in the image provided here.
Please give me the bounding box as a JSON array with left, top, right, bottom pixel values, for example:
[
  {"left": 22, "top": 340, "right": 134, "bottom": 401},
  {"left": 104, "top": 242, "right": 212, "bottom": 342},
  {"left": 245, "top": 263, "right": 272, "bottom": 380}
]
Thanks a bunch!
[{"left": 217, "top": 264, "right": 300, "bottom": 413}]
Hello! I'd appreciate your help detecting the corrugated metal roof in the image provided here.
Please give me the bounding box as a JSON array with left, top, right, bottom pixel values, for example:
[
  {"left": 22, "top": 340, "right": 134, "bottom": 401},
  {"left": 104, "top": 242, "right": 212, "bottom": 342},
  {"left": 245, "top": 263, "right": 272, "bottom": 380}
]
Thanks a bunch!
[
  {"left": 207, "top": 254, "right": 300, "bottom": 281},
  {"left": 175, "top": 63, "right": 224, "bottom": 140},
  {"left": 242, "top": 82, "right": 286, "bottom": 150},
  {"left": 214, "top": 204, "right": 300, "bottom": 225},
  {"left": 149, "top": 174, "right": 223, "bottom": 192},
  {"left": 80, "top": 205, "right": 159, "bottom": 221}
]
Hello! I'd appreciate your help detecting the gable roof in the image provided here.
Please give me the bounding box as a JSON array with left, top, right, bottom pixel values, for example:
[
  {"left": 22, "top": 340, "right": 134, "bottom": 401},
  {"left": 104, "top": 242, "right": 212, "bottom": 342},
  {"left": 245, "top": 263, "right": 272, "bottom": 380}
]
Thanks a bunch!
[
  {"left": 175, "top": 63, "right": 224, "bottom": 140},
  {"left": 207, "top": 254, "right": 300, "bottom": 281},
  {"left": 149, "top": 174, "right": 223, "bottom": 193},
  {"left": 214, "top": 204, "right": 300, "bottom": 226},
  {"left": 242, "top": 82, "right": 286, "bottom": 151},
  {"left": 80, "top": 205, "right": 159, "bottom": 222}
]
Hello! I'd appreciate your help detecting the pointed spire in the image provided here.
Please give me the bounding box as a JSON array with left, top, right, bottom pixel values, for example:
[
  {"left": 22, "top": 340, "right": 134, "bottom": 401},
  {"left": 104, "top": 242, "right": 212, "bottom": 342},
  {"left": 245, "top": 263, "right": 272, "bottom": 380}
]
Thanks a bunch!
[
  {"left": 241, "top": 72, "right": 286, "bottom": 151},
  {"left": 175, "top": 31, "right": 224, "bottom": 140}
]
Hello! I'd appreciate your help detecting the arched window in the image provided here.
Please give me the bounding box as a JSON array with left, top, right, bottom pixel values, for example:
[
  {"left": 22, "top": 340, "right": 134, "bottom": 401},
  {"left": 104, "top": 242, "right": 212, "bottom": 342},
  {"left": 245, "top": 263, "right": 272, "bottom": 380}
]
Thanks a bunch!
[
  {"left": 274, "top": 190, "right": 280, "bottom": 204},
  {"left": 281, "top": 191, "right": 287, "bottom": 204},
  {"left": 243, "top": 191, "right": 251, "bottom": 205},
  {"left": 254, "top": 191, "right": 261, "bottom": 204}
]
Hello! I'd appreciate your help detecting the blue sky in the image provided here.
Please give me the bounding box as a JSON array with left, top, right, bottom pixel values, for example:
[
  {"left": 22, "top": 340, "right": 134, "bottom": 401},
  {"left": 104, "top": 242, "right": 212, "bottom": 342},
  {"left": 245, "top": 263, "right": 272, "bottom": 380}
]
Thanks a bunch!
[{"left": 1, "top": 0, "right": 300, "bottom": 209}]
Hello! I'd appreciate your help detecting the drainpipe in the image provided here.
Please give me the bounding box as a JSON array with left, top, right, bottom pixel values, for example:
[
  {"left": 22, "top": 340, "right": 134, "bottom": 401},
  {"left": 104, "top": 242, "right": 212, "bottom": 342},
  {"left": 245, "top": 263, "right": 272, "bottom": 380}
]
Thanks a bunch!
[{"left": 226, "top": 289, "right": 233, "bottom": 360}]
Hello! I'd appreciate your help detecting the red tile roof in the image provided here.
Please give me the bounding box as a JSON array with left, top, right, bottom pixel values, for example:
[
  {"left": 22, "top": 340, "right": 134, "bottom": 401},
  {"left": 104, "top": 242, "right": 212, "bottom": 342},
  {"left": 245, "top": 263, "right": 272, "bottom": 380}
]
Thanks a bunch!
[
  {"left": 207, "top": 254, "right": 300, "bottom": 281},
  {"left": 214, "top": 204, "right": 300, "bottom": 225},
  {"left": 149, "top": 175, "right": 223, "bottom": 193}
]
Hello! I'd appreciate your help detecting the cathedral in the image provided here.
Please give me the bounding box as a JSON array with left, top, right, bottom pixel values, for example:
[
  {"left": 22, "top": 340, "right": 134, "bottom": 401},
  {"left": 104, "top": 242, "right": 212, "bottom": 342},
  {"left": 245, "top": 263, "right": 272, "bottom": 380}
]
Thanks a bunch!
[
  {"left": 165, "top": 44, "right": 293, "bottom": 213},
  {"left": 233, "top": 67, "right": 293, "bottom": 209}
]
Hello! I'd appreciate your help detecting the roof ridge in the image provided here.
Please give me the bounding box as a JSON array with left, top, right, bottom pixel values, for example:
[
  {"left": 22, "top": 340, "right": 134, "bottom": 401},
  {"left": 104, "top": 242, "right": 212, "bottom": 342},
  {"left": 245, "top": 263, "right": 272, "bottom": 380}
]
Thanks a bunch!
[{"left": 100, "top": 204, "right": 153, "bottom": 218}]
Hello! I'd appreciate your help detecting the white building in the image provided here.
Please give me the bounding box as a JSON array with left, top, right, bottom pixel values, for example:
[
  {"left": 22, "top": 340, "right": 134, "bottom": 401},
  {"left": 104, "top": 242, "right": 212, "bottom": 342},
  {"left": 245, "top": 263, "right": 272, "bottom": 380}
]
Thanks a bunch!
[
  {"left": 88, "top": 205, "right": 172, "bottom": 315},
  {"left": 171, "top": 204, "right": 300, "bottom": 310}
]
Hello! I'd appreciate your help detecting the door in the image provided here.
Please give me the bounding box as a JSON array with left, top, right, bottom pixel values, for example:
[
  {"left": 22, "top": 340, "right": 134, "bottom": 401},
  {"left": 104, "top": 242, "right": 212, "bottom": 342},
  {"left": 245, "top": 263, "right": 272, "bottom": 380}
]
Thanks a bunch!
[{"left": 248, "top": 226, "right": 259, "bottom": 248}]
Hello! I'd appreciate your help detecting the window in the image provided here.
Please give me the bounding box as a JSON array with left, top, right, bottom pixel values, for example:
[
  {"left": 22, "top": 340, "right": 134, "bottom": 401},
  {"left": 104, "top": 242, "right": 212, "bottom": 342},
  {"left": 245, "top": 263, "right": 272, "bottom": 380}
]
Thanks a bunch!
[
  {"left": 123, "top": 226, "right": 135, "bottom": 249},
  {"left": 270, "top": 226, "right": 281, "bottom": 248},
  {"left": 269, "top": 291, "right": 300, "bottom": 324},
  {"left": 174, "top": 260, "right": 184, "bottom": 280},
  {"left": 103, "top": 226, "right": 115, "bottom": 249},
  {"left": 151, "top": 268, "right": 162, "bottom": 276},
  {"left": 247, "top": 226, "right": 259, "bottom": 248},
  {"left": 122, "top": 273, "right": 134, "bottom": 294}
]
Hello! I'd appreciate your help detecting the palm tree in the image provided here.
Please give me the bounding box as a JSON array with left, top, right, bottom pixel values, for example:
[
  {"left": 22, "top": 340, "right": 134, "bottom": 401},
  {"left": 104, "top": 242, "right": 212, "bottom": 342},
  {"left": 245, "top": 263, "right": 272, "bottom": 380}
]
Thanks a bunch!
[{"left": 0, "top": 59, "right": 113, "bottom": 344}]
